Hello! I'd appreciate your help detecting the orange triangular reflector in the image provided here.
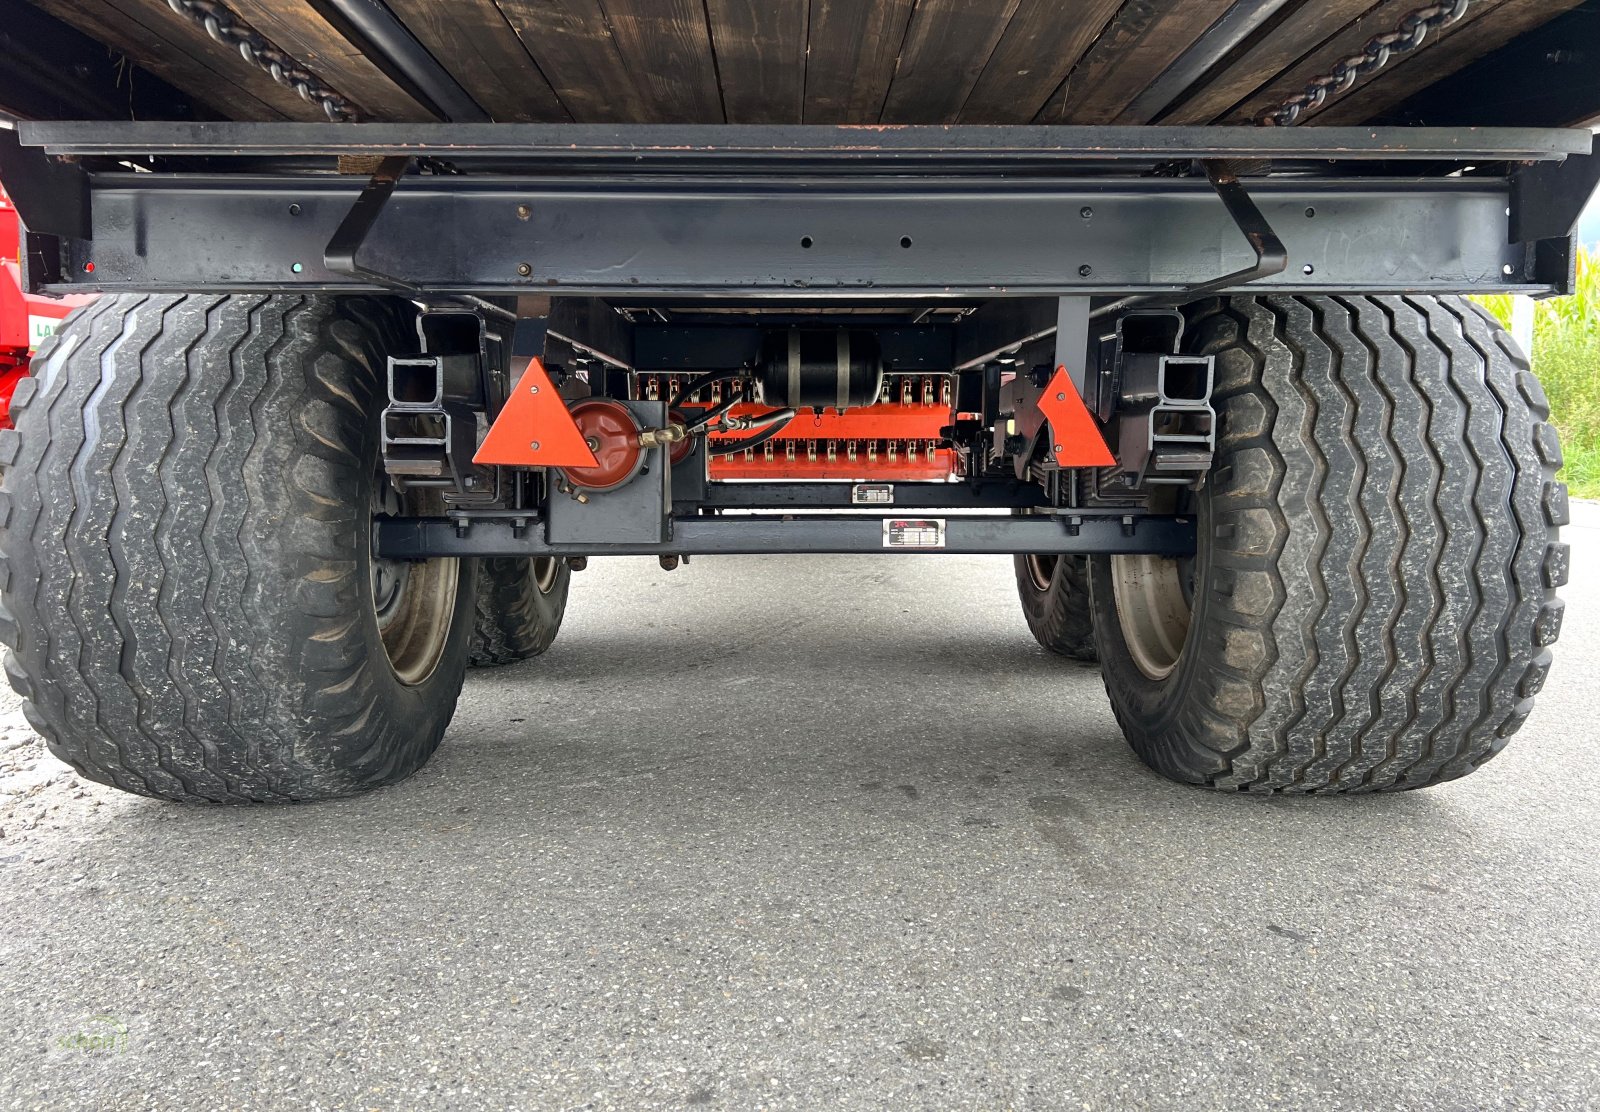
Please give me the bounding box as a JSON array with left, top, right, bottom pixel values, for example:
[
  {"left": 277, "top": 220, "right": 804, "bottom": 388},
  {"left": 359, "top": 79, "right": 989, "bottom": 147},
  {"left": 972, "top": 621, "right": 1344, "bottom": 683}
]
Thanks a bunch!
[
  {"left": 1037, "top": 365, "right": 1115, "bottom": 468},
  {"left": 474, "top": 357, "right": 600, "bottom": 468}
]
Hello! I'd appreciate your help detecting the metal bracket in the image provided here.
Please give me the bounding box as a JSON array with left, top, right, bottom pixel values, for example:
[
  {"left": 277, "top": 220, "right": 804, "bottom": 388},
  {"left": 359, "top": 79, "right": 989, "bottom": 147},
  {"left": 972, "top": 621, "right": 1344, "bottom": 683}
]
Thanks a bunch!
[
  {"left": 324, "top": 154, "right": 415, "bottom": 291},
  {"left": 0, "top": 127, "right": 88, "bottom": 240},
  {"left": 322, "top": 157, "right": 528, "bottom": 319},
  {"left": 1094, "top": 160, "right": 1289, "bottom": 319},
  {"left": 1510, "top": 136, "right": 1600, "bottom": 296},
  {"left": 1110, "top": 311, "right": 1216, "bottom": 489},
  {"left": 381, "top": 353, "right": 490, "bottom": 496},
  {"left": 1187, "top": 161, "right": 1291, "bottom": 298},
  {"left": 1511, "top": 138, "right": 1600, "bottom": 243}
]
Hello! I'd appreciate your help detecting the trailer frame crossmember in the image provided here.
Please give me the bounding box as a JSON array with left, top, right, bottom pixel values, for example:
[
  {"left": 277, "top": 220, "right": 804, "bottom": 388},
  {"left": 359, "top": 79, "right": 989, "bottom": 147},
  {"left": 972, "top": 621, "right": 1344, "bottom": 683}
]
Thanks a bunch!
[
  {"left": 373, "top": 512, "right": 1197, "bottom": 559},
  {"left": 9, "top": 122, "right": 1595, "bottom": 300}
]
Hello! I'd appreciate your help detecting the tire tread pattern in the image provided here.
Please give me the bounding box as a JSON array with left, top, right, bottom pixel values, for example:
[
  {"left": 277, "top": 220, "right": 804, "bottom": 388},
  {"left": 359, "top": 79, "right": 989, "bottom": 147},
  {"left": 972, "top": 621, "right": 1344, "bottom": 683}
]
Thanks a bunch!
[
  {"left": 1014, "top": 554, "right": 1097, "bottom": 662},
  {"left": 1095, "top": 294, "right": 1563, "bottom": 793},
  {"left": 0, "top": 293, "right": 474, "bottom": 803},
  {"left": 469, "top": 557, "right": 570, "bottom": 667}
]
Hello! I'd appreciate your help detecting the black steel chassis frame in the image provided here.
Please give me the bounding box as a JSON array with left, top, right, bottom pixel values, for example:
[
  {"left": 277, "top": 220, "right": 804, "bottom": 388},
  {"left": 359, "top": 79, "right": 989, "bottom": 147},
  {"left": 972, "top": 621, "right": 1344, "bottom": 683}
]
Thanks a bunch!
[
  {"left": 6, "top": 122, "right": 1597, "bottom": 300},
  {"left": 5, "top": 121, "right": 1599, "bottom": 560},
  {"left": 374, "top": 512, "right": 1196, "bottom": 559}
]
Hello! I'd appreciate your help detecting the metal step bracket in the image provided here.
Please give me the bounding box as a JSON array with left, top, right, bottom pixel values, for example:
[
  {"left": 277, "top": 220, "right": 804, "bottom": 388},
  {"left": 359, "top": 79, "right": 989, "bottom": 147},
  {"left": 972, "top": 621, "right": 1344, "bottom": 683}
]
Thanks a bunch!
[
  {"left": 382, "top": 353, "right": 484, "bottom": 494},
  {"left": 1111, "top": 311, "right": 1216, "bottom": 488}
]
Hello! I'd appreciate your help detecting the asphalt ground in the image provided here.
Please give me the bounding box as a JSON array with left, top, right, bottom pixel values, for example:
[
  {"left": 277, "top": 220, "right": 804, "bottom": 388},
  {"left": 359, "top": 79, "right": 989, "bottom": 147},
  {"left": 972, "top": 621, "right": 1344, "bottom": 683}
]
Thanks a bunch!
[{"left": 2, "top": 505, "right": 1599, "bottom": 1111}]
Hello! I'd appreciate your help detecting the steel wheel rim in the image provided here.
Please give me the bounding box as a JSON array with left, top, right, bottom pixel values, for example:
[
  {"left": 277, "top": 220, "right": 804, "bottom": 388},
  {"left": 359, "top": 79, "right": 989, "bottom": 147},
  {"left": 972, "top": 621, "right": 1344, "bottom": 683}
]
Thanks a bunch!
[
  {"left": 371, "top": 477, "right": 457, "bottom": 686},
  {"left": 1024, "top": 553, "right": 1058, "bottom": 592},
  {"left": 1016, "top": 503, "right": 1058, "bottom": 592},
  {"left": 1110, "top": 553, "right": 1192, "bottom": 682},
  {"left": 533, "top": 556, "right": 560, "bottom": 594}
]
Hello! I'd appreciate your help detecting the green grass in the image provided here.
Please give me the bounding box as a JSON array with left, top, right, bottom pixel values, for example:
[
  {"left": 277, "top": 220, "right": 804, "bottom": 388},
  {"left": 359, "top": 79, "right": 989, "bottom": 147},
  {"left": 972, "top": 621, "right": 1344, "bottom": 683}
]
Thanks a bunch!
[{"left": 1477, "top": 245, "right": 1600, "bottom": 498}]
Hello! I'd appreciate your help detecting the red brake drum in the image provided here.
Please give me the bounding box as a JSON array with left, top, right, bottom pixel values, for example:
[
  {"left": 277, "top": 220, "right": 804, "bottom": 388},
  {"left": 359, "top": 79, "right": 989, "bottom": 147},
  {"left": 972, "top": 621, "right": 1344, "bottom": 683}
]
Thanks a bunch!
[
  {"left": 561, "top": 398, "right": 644, "bottom": 491},
  {"left": 666, "top": 408, "right": 695, "bottom": 466}
]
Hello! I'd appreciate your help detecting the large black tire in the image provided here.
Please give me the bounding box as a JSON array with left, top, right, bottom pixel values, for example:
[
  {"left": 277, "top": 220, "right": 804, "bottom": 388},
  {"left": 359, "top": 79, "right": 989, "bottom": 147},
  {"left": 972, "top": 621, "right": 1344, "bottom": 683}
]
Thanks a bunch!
[
  {"left": 1090, "top": 295, "right": 1566, "bottom": 793},
  {"left": 0, "top": 293, "right": 478, "bottom": 803},
  {"left": 469, "top": 557, "right": 571, "bottom": 666},
  {"left": 1014, "top": 554, "right": 1096, "bottom": 661}
]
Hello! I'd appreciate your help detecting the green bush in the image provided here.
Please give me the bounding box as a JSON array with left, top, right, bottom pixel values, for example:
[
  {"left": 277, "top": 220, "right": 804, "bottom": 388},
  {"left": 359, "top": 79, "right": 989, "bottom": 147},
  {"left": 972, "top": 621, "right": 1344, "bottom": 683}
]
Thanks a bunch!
[{"left": 1477, "top": 246, "right": 1600, "bottom": 497}]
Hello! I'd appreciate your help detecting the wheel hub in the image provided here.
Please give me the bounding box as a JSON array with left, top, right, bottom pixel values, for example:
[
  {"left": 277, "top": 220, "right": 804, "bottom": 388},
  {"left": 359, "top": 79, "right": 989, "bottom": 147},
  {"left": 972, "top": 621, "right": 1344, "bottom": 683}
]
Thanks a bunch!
[{"left": 370, "top": 473, "right": 458, "bottom": 686}]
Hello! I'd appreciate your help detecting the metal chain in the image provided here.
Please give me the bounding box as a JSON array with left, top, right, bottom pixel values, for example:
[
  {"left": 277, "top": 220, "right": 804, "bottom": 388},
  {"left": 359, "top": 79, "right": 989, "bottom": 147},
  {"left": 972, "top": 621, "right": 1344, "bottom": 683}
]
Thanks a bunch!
[
  {"left": 1261, "top": 0, "right": 1472, "bottom": 126},
  {"left": 164, "top": 0, "right": 365, "bottom": 122}
]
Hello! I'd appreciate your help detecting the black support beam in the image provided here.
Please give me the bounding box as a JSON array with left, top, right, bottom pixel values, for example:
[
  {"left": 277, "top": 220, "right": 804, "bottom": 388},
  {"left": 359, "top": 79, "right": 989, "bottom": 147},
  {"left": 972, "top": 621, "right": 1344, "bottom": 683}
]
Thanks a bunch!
[
  {"left": 373, "top": 513, "right": 1195, "bottom": 559},
  {"left": 49, "top": 174, "right": 1540, "bottom": 298}
]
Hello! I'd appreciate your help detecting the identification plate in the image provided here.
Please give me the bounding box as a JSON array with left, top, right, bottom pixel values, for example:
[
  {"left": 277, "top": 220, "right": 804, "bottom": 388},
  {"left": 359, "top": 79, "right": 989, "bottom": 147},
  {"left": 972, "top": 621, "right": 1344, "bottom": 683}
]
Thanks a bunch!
[
  {"left": 851, "top": 483, "right": 895, "bottom": 505},
  {"left": 883, "top": 518, "right": 945, "bottom": 549}
]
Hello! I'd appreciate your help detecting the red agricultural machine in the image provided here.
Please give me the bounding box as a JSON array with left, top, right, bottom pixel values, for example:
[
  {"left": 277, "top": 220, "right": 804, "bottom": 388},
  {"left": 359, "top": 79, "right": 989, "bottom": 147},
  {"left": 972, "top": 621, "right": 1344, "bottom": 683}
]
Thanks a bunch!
[{"left": 0, "top": 186, "right": 90, "bottom": 429}]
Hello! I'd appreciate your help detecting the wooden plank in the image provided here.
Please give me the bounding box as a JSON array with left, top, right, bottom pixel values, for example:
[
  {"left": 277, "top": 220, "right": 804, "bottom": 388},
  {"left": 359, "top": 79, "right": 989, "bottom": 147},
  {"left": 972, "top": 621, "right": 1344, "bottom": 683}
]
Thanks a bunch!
[
  {"left": 225, "top": 0, "right": 428, "bottom": 121},
  {"left": 1158, "top": 0, "right": 1374, "bottom": 124},
  {"left": 879, "top": 0, "right": 1021, "bottom": 124},
  {"left": 384, "top": 0, "right": 569, "bottom": 122},
  {"left": 1221, "top": 0, "right": 1532, "bottom": 124},
  {"left": 1311, "top": 0, "right": 1589, "bottom": 124},
  {"left": 1030, "top": 0, "right": 1241, "bottom": 125},
  {"left": 959, "top": 0, "right": 1123, "bottom": 122},
  {"left": 704, "top": 0, "right": 808, "bottom": 123},
  {"left": 803, "top": 0, "right": 917, "bottom": 124},
  {"left": 30, "top": 0, "right": 308, "bottom": 119},
  {"left": 597, "top": 0, "right": 724, "bottom": 123},
  {"left": 492, "top": 0, "right": 649, "bottom": 123}
]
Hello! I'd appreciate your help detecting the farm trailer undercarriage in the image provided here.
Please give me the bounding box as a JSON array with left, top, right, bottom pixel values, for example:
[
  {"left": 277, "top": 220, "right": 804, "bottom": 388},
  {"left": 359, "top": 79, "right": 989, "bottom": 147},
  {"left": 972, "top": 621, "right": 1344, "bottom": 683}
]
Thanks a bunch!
[{"left": 2, "top": 0, "right": 1598, "bottom": 803}]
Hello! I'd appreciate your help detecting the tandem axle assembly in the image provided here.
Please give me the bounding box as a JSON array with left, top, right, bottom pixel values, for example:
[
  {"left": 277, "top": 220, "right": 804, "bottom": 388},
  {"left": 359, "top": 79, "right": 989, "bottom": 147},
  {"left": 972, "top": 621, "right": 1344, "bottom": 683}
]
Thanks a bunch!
[{"left": 0, "top": 119, "right": 1592, "bottom": 800}]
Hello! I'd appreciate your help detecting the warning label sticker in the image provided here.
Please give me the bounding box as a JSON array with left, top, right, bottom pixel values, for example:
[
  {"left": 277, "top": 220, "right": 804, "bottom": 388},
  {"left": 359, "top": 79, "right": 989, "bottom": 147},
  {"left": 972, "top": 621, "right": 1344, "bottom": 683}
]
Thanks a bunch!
[
  {"left": 883, "top": 518, "right": 945, "bottom": 549},
  {"left": 851, "top": 483, "right": 894, "bottom": 505}
]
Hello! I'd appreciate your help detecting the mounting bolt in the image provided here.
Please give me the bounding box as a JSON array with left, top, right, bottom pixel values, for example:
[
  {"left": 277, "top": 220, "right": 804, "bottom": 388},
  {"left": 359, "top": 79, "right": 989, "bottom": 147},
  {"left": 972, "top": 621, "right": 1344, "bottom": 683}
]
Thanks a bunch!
[
  {"left": 1053, "top": 443, "right": 1064, "bottom": 453},
  {"left": 530, "top": 441, "right": 540, "bottom": 451},
  {"left": 516, "top": 263, "right": 532, "bottom": 277},
  {"left": 529, "top": 384, "right": 539, "bottom": 394},
  {"left": 516, "top": 204, "right": 531, "bottom": 221},
  {"left": 1078, "top": 264, "right": 1093, "bottom": 277},
  {"left": 570, "top": 556, "right": 588, "bottom": 572},
  {"left": 1080, "top": 207, "right": 1093, "bottom": 219},
  {"left": 659, "top": 554, "right": 680, "bottom": 571},
  {"left": 1056, "top": 392, "right": 1066, "bottom": 401}
]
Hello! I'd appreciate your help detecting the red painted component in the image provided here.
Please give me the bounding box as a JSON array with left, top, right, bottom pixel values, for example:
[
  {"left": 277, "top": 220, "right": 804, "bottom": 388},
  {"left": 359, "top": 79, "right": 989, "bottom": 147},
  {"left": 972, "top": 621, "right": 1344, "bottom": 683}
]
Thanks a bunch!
[
  {"left": 712, "top": 444, "right": 955, "bottom": 482},
  {"left": 1036, "top": 366, "right": 1115, "bottom": 468},
  {"left": 708, "top": 403, "right": 950, "bottom": 444},
  {"left": 1, "top": 185, "right": 95, "bottom": 428},
  {"left": 0, "top": 363, "right": 26, "bottom": 432},
  {"left": 699, "top": 399, "right": 956, "bottom": 481},
  {"left": 561, "top": 398, "right": 643, "bottom": 491},
  {"left": 666, "top": 407, "right": 694, "bottom": 466},
  {"left": 473, "top": 357, "right": 600, "bottom": 469}
]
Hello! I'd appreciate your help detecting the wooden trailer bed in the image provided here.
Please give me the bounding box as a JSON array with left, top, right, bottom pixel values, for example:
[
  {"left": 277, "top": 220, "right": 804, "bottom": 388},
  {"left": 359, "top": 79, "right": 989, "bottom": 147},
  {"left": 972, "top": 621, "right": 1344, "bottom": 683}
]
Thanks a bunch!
[{"left": 13, "top": 0, "right": 1596, "bottom": 128}]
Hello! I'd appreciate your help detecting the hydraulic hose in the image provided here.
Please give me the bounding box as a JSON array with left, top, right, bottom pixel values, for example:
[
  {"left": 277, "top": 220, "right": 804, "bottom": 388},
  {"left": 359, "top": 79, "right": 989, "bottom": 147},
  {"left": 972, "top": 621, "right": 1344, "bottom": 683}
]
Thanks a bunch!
[
  {"left": 681, "top": 394, "right": 742, "bottom": 434},
  {"left": 669, "top": 369, "right": 745, "bottom": 407},
  {"left": 706, "top": 410, "right": 797, "bottom": 456}
]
